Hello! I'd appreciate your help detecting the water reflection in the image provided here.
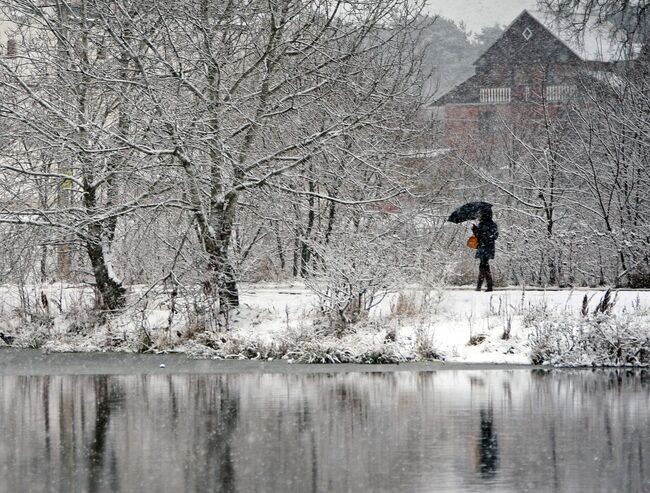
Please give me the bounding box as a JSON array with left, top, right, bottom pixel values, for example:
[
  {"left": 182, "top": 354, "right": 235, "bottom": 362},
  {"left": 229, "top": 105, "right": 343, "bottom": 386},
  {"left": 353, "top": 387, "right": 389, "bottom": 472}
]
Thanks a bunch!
[
  {"left": 0, "top": 369, "right": 649, "bottom": 492},
  {"left": 477, "top": 406, "right": 499, "bottom": 480}
]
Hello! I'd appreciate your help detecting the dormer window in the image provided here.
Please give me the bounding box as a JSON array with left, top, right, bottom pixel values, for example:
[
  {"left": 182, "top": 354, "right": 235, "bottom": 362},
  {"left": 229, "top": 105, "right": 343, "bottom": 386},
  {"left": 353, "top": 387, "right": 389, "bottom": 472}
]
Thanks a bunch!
[{"left": 522, "top": 27, "right": 533, "bottom": 40}]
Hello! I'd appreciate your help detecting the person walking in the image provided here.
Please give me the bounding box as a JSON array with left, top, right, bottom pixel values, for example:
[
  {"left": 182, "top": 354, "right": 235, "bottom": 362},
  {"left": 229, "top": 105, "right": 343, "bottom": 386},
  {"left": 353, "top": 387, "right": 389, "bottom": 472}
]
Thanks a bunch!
[{"left": 472, "top": 210, "right": 498, "bottom": 291}]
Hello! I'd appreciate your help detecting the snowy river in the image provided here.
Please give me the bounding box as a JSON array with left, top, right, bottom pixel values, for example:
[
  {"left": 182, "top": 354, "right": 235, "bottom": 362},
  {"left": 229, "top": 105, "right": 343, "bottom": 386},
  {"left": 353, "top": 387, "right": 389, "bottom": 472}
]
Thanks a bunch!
[{"left": 0, "top": 350, "right": 648, "bottom": 492}]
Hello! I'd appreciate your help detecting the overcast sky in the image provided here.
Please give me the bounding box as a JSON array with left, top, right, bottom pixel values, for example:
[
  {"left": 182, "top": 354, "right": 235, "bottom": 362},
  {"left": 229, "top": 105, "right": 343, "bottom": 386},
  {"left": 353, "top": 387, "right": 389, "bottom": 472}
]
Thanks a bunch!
[{"left": 425, "top": 0, "right": 538, "bottom": 33}]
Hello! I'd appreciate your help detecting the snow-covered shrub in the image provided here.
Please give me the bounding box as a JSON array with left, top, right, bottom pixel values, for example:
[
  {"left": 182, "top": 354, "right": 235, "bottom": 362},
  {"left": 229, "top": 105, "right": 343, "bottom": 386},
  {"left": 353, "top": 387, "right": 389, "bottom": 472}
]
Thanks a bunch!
[
  {"left": 3, "top": 283, "right": 56, "bottom": 349},
  {"left": 63, "top": 293, "right": 103, "bottom": 335},
  {"left": 413, "top": 326, "right": 442, "bottom": 360},
  {"left": 388, "top": 288, "right": 444, "bottom": 317},
  {"left": 304, "top": 229, "right": 399, "bottom": 334},
  {"left": 468, "top": 333, "right": 488, "bottom": 346},
  {"left": 213, "top": 329, "right": 405, "bottom": 364},
  {"left": 390, "top": 291, "right": 421, "bottom": 317},
  {"left": 629, "top": 265, "right": 650, "bottom": 288},
  {"left": 14, "top": 323, "right": 52, "bottom": 349},
  {"left": 528, "top": 313, "right": 650, "bottom": 366},
  {"left": 177, "top": 322, "right": 444, "bottom": 364}
]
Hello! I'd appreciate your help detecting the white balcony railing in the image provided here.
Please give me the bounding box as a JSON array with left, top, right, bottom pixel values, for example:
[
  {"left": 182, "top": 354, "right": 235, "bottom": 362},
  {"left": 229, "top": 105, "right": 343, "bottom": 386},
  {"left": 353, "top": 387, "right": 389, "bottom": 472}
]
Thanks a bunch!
[
  {"left": 545, "top": 85, "right": 577, "bottom": 102},
  {"left": 480, "top": 87, "right": 511, "bottom": 104}
]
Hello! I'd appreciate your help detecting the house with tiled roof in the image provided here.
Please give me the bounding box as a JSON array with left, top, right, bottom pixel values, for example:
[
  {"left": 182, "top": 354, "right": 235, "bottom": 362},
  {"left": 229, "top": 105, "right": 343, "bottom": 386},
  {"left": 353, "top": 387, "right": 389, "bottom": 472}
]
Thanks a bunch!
[{"left": 432, "top": 10, "right": 635, "bottom": 147}]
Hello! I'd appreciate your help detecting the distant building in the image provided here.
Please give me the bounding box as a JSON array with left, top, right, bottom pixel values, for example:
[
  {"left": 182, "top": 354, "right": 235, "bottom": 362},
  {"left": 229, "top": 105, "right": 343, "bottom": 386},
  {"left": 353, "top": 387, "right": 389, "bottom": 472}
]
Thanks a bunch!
[{"left": 431, "top": 10, "right": 636, "bottom": 147}]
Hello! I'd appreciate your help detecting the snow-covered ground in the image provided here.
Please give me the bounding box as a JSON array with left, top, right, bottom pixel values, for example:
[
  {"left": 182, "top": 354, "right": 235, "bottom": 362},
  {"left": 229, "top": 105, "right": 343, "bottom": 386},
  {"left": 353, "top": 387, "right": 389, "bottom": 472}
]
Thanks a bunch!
[
  {"left": 232, "top": 284, "right": 649, "bottom": 365},
  {"left": 1, "top": 283, "right": 648, "bottom": 365}
]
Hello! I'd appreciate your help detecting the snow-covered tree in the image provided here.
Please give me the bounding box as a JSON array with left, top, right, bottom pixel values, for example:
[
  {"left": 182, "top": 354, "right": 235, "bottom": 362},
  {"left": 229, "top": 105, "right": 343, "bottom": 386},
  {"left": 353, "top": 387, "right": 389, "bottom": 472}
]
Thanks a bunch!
[{"left": 0, "top": 0, "right": 434, "bottom": 313}]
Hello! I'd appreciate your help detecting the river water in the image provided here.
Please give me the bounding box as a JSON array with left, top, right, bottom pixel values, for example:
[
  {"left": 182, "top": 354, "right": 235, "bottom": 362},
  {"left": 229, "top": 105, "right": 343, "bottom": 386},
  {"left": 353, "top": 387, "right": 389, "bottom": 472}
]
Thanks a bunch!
[{"left": 0, "top": 351, "right": 648, "bottom": 492}]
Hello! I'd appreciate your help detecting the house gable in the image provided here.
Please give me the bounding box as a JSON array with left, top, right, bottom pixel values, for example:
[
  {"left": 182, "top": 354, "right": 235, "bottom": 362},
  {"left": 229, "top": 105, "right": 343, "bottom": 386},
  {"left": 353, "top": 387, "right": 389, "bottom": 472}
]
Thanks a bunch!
[
  {"left": 474, "top": 10, "right": 582, "bottom": 71},
  {"left": 432, "top": 10, "right": 590, "bottom": 107}
]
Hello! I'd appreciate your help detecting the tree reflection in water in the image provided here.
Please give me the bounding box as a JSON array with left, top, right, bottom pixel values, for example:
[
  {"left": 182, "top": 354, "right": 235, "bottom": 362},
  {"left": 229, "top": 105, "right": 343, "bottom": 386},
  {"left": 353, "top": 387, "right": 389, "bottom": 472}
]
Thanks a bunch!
[
  {"left": 0, "top": 368, "right": 649, "bottom": 492},
  {"left": 87, "top": 376, "right": 111, "bottom": 491}
]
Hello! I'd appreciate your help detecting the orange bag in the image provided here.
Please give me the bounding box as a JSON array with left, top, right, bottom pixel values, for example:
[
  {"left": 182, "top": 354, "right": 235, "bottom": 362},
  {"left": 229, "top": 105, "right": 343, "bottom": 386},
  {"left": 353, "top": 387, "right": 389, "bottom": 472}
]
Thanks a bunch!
[{"left": 466, "top": 235, "right": 478, "bottom": 249}]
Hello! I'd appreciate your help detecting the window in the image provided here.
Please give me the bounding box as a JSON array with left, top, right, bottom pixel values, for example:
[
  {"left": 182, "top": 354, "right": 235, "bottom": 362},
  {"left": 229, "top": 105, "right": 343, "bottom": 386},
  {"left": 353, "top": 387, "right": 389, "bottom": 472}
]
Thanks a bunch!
[
  {"left": 522, "top": 27, "right": 533, "bottom": 40},
  {"left": 480, "top": 87, "right": 511, "bottom": 104}
]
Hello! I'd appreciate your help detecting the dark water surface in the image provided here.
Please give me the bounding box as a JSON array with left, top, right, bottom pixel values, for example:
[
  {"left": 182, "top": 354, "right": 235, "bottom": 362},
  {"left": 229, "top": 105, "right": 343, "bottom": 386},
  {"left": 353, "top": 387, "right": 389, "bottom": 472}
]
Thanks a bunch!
[{"left": 0, "top": 351, "right": 648, "bottom": 492}]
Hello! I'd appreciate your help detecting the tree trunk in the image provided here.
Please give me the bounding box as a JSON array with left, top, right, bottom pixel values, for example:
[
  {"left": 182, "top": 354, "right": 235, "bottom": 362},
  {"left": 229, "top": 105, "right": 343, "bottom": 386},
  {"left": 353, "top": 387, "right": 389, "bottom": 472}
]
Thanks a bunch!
[
  {"left": 300, "top": 176, "right": 315, "bottom": 277},
  {"left": 40, "top": 246, "right": 48, "bottom": 283},
  {"left": 203, "top": 244, "right": 239, "bottom": 311},
  {"left": 274, "top": 222, "right": 285, "bottom": 271},
  {"left": 83, "top": 175, "right": 126, "bottom": 312},
  {"left": 194, "top": 198, "right": 240, "bottom": 312},
  {"left": 86, "top": 234, "right": 126, "bottom": 312}
]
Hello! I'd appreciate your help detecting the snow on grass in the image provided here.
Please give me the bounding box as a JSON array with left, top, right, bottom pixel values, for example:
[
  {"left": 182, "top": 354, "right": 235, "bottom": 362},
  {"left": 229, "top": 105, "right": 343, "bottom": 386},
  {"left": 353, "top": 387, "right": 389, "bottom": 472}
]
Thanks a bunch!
[{"left": 1, "top": 282, "right": 649, "bottom": 365}]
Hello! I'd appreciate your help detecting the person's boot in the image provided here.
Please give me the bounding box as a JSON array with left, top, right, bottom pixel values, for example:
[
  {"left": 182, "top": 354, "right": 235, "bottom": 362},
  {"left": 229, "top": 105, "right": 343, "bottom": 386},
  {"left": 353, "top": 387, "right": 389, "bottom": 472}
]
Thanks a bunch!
[
  {"left": 476, "top": 272, "right": 484, "bottom": 291},
  {"left": 485, "top": 270, "right": 494, "bottom": 292}
]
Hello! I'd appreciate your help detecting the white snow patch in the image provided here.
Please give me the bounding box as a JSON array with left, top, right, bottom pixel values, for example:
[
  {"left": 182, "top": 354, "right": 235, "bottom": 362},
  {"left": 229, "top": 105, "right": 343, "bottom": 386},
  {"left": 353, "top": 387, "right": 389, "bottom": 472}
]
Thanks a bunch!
[{"left": 2, "top": 282, "right": 649, "bottom": 365}]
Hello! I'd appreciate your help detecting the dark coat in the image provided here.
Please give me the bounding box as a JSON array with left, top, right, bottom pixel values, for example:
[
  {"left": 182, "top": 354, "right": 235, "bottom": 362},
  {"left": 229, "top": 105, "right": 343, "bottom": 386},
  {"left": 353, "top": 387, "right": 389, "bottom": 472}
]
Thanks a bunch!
[{"left": 473, "top": 219, "right": 498, "bottom": 260}]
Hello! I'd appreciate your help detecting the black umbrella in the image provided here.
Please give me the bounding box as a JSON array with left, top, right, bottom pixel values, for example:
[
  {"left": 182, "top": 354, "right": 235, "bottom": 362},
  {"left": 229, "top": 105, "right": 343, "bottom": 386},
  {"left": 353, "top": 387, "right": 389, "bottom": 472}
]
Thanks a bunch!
[{"left": 447, "top": 201, "right": 492, "bottom": 224}]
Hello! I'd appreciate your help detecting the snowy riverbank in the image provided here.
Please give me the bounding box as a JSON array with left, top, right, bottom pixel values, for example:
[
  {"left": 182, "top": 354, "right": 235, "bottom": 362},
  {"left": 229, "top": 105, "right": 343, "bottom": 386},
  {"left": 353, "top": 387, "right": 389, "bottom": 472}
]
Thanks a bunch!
[{"left": 1, "top": 283, "right": 649, "bottom": 366}]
